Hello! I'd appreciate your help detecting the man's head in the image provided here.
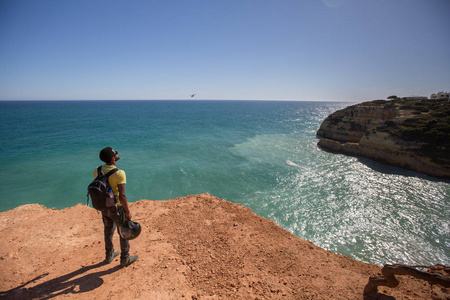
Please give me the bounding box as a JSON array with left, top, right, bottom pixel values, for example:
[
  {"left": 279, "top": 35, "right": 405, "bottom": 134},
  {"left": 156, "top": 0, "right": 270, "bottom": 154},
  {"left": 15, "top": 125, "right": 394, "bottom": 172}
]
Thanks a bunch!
[{"left": 99, "top": 147, "right": 120, "bottom": 164}]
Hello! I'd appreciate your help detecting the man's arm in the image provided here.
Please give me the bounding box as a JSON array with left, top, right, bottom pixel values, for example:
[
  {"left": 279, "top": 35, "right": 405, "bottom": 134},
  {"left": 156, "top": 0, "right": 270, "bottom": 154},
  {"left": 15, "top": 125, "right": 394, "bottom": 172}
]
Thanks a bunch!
[{"left": 117, "top": 184, "right": 132, "bottom": 220}]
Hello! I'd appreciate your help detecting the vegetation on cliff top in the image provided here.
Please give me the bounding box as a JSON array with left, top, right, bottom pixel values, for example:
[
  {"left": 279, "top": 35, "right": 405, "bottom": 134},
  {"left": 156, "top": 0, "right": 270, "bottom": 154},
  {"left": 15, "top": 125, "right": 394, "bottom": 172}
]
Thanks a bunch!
[{"left": 373, "top": 98, "right": 450, "bottom": 162}]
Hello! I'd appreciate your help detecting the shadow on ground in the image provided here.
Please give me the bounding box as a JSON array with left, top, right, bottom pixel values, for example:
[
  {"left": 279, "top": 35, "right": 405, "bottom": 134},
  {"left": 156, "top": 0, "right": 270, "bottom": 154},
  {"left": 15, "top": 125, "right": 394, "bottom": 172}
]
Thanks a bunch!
[{"left": 0, "top": 261, "right": 121, "bottom": 299}]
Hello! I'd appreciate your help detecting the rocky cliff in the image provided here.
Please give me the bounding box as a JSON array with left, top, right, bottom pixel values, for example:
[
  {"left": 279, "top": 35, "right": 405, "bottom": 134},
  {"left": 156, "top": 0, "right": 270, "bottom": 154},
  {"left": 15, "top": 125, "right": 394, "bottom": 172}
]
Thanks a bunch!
[
  {"left": 317, "top": 99, "right": 450, "bottom": 178},
  {"left": 1, "top": 194, "right": 448, "bottom": 299}
]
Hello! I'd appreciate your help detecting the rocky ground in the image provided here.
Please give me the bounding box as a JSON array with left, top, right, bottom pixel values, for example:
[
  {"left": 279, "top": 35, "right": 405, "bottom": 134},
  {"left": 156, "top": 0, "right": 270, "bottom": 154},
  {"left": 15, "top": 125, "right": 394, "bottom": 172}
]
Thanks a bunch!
[{"left": 0, "top": 194, "right": 448, "bottom": 299}]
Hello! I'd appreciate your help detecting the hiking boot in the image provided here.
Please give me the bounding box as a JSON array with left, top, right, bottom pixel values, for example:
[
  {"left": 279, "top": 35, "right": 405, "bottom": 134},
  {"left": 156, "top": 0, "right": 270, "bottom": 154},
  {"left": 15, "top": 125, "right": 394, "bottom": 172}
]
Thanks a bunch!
[
  {"left": 120, "top": 255, "right": 138, "bottom": 267},
  {"left": 104, "top": 251, "right": 120, "bottom": 264}
]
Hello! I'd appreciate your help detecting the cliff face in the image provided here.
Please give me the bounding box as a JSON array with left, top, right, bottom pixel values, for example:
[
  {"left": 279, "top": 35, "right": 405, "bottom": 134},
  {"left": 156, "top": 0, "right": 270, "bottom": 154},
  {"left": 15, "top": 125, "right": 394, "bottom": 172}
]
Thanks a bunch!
[
  {"left": 317, "top": 104, "right": 398, "bottom": 143},
  {"left": 1, "top": 194, "right": 448, "bottom": 299},
  {"left": 317, "top": 99, "right": 450, "bottom": 179}
]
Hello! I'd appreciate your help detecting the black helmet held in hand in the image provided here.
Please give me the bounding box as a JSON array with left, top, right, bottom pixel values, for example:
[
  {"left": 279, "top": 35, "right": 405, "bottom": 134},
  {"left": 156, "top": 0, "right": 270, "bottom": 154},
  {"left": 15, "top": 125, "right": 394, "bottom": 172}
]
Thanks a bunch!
[{"left": 119, "top": 220, "right": 142, "bottom": 240}]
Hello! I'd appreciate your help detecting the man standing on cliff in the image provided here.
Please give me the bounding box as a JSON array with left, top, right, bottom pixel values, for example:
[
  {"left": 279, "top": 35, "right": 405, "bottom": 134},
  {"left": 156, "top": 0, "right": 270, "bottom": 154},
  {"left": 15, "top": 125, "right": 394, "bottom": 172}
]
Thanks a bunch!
[{"left": 95, "top": 147, "right": 138, "bottom": 267}]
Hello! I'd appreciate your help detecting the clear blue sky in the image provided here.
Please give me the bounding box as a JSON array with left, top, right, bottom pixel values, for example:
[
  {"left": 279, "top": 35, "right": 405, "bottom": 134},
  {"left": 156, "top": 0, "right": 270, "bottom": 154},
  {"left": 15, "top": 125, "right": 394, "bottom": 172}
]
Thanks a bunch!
[{"left": 1, "top": 0, "right": 449, "bottom": 101}]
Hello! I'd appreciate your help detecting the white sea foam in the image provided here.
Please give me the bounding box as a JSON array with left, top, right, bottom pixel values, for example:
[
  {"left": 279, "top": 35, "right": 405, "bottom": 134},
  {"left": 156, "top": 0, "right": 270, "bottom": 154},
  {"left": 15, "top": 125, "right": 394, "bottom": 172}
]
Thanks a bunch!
[{"left": 286, "top": 160, "right": 300, "bottom": 167}]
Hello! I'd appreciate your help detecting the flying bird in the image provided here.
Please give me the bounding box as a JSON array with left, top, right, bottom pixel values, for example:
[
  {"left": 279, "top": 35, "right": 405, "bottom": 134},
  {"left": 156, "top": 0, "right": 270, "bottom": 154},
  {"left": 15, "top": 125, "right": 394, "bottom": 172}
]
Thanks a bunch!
[{"left": 190, "top": 94, "right": 196, "bottom": 98}]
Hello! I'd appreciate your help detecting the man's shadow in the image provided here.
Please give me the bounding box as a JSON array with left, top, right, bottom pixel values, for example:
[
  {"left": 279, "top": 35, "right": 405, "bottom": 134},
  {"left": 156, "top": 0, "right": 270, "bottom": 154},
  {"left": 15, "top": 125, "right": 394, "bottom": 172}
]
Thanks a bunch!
[{"left": 0, "top": 261, "right": 122, "bottom": 299}]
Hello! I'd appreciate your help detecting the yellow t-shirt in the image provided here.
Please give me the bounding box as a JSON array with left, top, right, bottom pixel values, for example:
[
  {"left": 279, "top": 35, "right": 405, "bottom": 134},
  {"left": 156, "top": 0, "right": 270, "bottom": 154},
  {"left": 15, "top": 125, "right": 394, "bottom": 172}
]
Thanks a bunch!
[{"left": 93, "top": 165, "right": 126, "bottom": 205}]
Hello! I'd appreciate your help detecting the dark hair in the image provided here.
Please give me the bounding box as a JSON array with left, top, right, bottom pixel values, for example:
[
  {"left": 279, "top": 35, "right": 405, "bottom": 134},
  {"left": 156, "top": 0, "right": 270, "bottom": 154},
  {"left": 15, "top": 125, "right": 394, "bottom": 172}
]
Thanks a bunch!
[{"left": 99, "top": 147, "right": 115, "bottom": 163}]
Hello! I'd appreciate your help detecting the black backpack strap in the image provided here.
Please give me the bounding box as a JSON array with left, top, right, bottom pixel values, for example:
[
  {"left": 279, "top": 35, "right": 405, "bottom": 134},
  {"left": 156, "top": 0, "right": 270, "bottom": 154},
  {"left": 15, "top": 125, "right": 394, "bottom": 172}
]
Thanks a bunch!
[
  {"left": 104, "top": 168, "right": 119, "bottom": 197},
  {"left": 105, "top": 168, "right": 119, "bottom": 177},
  {"left": 97, "top": 166, "right": 118, "bottom": 177}
]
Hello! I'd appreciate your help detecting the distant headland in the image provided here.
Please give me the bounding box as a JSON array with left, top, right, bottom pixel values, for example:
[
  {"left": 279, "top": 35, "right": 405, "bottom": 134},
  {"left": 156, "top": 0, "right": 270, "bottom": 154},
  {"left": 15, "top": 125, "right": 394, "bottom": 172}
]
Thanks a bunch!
[{"left": 317, "top": 95, "right": 450, "bottom": 179}]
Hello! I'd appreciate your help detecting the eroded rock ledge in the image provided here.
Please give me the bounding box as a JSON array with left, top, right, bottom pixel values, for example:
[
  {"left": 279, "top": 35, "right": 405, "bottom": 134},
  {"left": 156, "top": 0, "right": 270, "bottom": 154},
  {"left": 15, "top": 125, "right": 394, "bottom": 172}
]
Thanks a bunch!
[
  {"left": 317, "top": 99, "right": 450, "bottom": 179},
  {"left": 1, "top": 194, "right": 448, "bottom": 299}
]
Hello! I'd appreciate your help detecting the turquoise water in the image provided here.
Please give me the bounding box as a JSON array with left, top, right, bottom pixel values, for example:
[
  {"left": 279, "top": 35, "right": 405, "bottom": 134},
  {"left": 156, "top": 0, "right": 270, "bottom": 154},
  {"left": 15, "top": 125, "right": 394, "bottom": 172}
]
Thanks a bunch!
[{"left": 0, "top": 100, "right": 449, "bottom": 266}]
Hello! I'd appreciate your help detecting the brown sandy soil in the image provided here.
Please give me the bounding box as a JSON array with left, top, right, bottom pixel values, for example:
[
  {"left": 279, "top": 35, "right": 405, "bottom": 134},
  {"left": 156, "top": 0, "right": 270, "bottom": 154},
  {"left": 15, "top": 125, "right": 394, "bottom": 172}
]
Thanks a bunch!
[{"left": 0, "top": 193, "right": 448, "bottom": 299}]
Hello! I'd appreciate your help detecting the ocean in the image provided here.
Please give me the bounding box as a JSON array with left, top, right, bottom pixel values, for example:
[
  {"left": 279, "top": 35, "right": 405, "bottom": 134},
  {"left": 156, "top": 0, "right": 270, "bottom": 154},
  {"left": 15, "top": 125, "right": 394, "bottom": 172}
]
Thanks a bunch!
[{"left": 0, "top": 100, "right": 448, "bottom": 267}]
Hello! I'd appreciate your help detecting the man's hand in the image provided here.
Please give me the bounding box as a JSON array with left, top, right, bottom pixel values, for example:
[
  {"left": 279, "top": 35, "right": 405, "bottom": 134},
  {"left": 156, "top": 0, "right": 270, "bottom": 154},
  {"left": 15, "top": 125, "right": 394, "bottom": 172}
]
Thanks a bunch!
[{"left": 118, "top": 184, "right": 132, "bottom": 220}]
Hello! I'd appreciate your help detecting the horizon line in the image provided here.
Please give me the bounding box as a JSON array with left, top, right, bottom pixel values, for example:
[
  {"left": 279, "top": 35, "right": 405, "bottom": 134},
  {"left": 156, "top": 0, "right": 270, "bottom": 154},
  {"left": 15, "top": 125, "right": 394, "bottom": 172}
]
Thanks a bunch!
[{"left": 0, "top": 99, "right": 359, "bottom": 102}]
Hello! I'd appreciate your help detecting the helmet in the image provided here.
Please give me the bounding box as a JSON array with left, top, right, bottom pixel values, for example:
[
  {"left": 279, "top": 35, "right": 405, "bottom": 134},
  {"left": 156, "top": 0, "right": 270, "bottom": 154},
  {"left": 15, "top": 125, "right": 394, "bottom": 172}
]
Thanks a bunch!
[{"left": 119, "top": 220, "right": 142, "bottom": 240}]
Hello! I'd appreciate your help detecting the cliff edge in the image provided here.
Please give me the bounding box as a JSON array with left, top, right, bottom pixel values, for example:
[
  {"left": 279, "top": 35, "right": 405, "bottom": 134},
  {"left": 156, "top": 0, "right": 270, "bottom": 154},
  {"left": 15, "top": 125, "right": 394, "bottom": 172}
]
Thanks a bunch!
[
  {"left": 1, "top": 194, "right": 448, "bottom": 299},
  {"left": 317, "top": 99, "right": 450, "bottom": 178}
]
